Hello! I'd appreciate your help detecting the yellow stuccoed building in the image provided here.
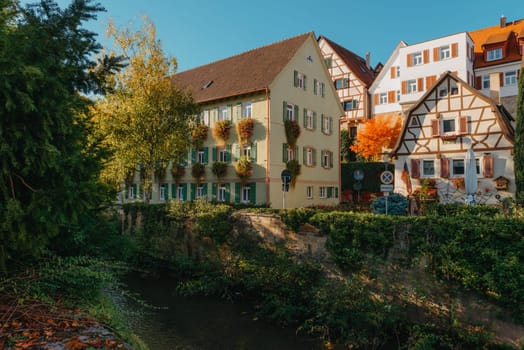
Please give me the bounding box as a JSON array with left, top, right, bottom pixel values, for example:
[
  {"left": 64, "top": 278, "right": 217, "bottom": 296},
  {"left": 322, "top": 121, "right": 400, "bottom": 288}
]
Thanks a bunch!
[{"left": 124, "top": 32, "right": 343, "bottom": 209}]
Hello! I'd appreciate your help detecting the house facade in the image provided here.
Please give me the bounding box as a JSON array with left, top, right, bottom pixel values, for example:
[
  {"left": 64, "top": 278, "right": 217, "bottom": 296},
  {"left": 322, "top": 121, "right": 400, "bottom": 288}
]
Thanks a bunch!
[
  {"left": 125, "top": 33, "right": 343, "bottom": 209},
  {"left": 392, "top": 72, "right": 515, "bottom": 204},
  {"left": 318, "top": 36, "right": 376, "bottom": 136},
  {"left": 470, "top": 16, "right": 524, "bottom": 117}
]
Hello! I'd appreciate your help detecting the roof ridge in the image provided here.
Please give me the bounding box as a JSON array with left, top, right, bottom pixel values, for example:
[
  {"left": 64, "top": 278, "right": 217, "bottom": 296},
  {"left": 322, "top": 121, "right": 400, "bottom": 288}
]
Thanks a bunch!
[{"left": 177, "top": 32, "right": 312, "bottom": 75}]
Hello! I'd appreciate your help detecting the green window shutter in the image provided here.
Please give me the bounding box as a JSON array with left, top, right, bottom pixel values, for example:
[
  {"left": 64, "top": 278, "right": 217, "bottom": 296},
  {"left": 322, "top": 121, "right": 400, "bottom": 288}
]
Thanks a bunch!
[
  {"left": 235, "top": 182, "right": 241, "bottom": 203},
  {"left": 303, "top": 147, "right": 307, "bottom": 165},
  {"left": 236, "top": 103, "right": 242, "bottom": 120},
  {"left": 294, "top": 70, "right": 298, "bottom": 87},
  {"left": 250, "top": 142, "right": 257, "bottom": 162},
  {"left": 225, "top": 183, "right": 231, "bottom": 202},
  {"left": 249, "top": 182, "right": 256, "bottom": 203},
  {"left": 329, "top": 151, "right": 333, "bottom": 168},
  {"left": 171, "top": 184, "right": 177, "bottom": 199},
  {"left": 282, "top": 143, "right": 288, "bottom": 162},
  {"left": 313, "top": 111, "right": 317, "bottom": 129},
  {"left": 212, "top": 147, "right": 217, "bottom": 162},
  {"left": 190, "top": 183, "right": 195, "bottom": 200},
  {"left": 313, "top": 78, "right": 317, "bottom": 95},
  {"left": 191, "top": 149, "right": 196, "bottom": 163},
  {"left": 203, "top": 183, "right": 208, "bottom": 196},
  {"left": 303, "top": 75, "right": 307, "bottom": 91},
  {"left": 204, "top": 147, "right": 209, "bottom": 164},
  {"left": 294, "top": 105, "right": 299, "bottom": 120},
  {"left": 327, "top": 187, "right": 333, "bottom": 198},
  {"left": 182, "top": 183, "right": 187, "bottom": 201},
  {"left": 212, "top": 183, "right": 217, "bottom": 201},
  {"left": 125, "top": 186, "right": 129, "bottom": 199},
  {"left": 335, "top": 187, "right": 339, "bottom": 198},
  {"left": 303, "top": 108, "right": 307, "bottom": 127},
  {"left": 283, "top": 101, "right": 287, "bottom": 121},
  {"left": 163, "top": 184, "right": 168, "bottom": 200},
  {"left": 226, "top": 144, "right": 232, "bottom": 163}
]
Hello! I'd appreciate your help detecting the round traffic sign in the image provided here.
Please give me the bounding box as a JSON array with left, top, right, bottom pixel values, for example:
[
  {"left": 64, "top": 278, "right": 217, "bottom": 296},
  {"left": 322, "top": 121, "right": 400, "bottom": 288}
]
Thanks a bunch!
[
  {"left": 281, "top": 169, "right": 291, "bottom": 183},
  {"left": 380, "top": 170, "right": 394, "bottom": 185}
]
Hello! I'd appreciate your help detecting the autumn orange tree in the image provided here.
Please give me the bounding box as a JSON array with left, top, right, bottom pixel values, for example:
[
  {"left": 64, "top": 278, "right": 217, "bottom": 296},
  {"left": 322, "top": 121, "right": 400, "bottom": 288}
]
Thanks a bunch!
[{"left": 350, "top": 115, "right": 402, "bottom": 160}]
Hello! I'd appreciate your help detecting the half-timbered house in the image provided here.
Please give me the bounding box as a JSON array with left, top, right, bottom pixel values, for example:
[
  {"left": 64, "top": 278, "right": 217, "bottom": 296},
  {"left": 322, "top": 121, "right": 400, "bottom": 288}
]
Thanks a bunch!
[{"left": 392, "top": 71, "right": 515, "bottom": 204}]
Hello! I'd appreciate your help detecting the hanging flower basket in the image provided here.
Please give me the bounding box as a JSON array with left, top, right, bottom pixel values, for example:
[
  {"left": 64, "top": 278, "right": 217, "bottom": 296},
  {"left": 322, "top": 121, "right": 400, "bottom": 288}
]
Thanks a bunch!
[
  {"left": 235, "top": 156, "right": 253, "bottom": 183},
  {"left": 171, "top": 165, "right": 186, "bottom": 182},
  {"left": 192, "top": 124, "right": 208, "bottom": 148},
  {"left": 237, "top": 118, "right": 254, "bottom": 144},
  {"left": 212, "top": 161, "right": 228, "bottom": 179},
  {"left": 191, "top": 163, "right": 206, "bottom": 184},
  {"left": 213, "top": 120, "right": 232, "bottom": 142},
  {"left": 284, "top": 120, "right": 301, "bottom": 148},
  {"left": 286, "top": 159, "right": 301, "bottom": 187}
]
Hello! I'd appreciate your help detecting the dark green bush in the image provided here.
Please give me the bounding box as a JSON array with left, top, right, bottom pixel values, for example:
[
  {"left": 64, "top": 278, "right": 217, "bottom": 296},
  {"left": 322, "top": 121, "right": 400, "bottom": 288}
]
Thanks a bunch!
[
  {"left": 279, "top": 207, "right": 316, "bottom": 232},
  {"left": 371, "top": 193, "right": 408, "bottom": 215}
]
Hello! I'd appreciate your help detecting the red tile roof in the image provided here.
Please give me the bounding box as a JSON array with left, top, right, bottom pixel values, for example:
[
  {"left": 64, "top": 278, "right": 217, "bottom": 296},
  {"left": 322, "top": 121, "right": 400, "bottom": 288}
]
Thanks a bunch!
[
  {"left": 172, "top": 33, "right": 313, "bottom": 103},
  {"left": 469, "top": 18, "right": 524, "bottom": 68},
  {"left": 318, "top": 35, "right": 376, "bottom": 87}
]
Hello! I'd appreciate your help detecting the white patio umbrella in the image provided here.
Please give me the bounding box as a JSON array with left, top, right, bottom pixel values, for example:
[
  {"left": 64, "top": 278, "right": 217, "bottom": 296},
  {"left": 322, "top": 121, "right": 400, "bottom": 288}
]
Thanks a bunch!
[{"left": 464, "top": 146, "right": 478, "bottom": 205}]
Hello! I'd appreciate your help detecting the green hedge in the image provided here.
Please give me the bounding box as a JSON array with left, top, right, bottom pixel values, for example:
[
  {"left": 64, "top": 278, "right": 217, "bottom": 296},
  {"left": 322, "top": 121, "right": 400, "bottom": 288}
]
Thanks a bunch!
[{"left": 310, "top": 211, "right": 524, "bottom": 323}]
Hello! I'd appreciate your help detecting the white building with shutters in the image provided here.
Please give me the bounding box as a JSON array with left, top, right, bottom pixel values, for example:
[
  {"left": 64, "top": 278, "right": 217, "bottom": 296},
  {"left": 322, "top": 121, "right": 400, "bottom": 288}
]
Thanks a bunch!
[{"left": 391, "top": 72, "right": 515, "bottom": 204}]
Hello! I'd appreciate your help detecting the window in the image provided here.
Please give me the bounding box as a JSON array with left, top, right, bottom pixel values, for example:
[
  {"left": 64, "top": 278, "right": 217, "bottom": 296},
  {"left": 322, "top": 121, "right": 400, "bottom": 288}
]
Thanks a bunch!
[
  {"left": 439, "top": 88, "right": 448, "bottom": 97},
  {"left": 287, "top": 146, "right": 296, "bottom": 161},
  {"left": 286, "top": 103, "right": 295, "bottom": 121},
  {"left": 321, "top": 150, "right": 333, "bottom": 168},
  {"left": 450, "top": 85, "right": 458, "bottom": 95},
  {"left": 407, "top": 79, "right": 417, "bottom": 94},
  {"left": 412, "top": 52, "right": 422, "bottom": 65},
  {"left": 128, "top": 186, "right": 135, "bottom": 199},
  {"left": 452, "top": 159, "right": 465, "bottom": 176},
  {"left": 294, "top": 70, "right": 306, "bottom": 90},
  {"left": 319, "top": 186, "right": 327, "bottom": 198},
  {"left": 442, "top": 119, "right": 456, "bottom": 133},
  {"left": 316, "top": 80, "right": 325, "bottom": 96},
  {"left": 321, "top": 115, "right": 332, "bottom": 134},
  {"left": 241, "top": 185, "right": 251, "bottom": 203},
  {"left": 486, "top": 47, "right": 503, "bottom": 61},
  {"left": 218, "top": 148, "right": 228, "bottom": 162},
  {"left": 505, "top": 71, "right": 517, "bottom": 86},
  {"left": 349, "top": 126, "right": 357, "bottom": 138},
  {"left": 379, "top": 93, "right": 387, "bottom": 104},
  {"left": 159, "top": 185, "right": 167, "bottom": 201},
  {"left": 306, "top": 186, "right": 313, "bottom": 199},
  {"left": 396, "top": 90, "right": 400, "bottom": 101},
  {"left": 177, "top": 185, "right": 184, "bottom": 201},
  {"left": 334, "top": 78, "right": 349, "bottom": 90},
  {"left": 422, "top": 160, "right": 435, "bottom": 177},
  {"left": 200, "top": 110, "right": 210, "bottom": 126},
  {"left": 396, "top": 66, "right": 400, "bottom": 77},
  {"left": 243, "top": 102, "right": 252, "bottom": 118},
  {"left": 305, "top": 110, "right": 314, "bottom": 129},
  {"left": 218, "top": 184, "right": 227, "bottom": 202},
  {"left": 242, "top": 144, "right": 251, "bottom": 158},
  {"left": 305, "top": 147, "right": 314, "bottom": 166},
  {"left": 219, "top": 105, "right": 230, "bottom": 121},
  {"left": 343, "top": 100, "right": 358, "bottom": 111},
  {"left": 198, "top": 149, "right": 206, "bottom": 163},
  {"left": 324, "top": 57, "right": 332, "bottom": 69},
  {"left": 197, "top": 185, "right": 205, "bottom": 199},
  {"left": 482, "top": 75, "right": 490, "bottom": 89},
  {"left": 439, "top": 45, "right": 451, "bottom": 60}
]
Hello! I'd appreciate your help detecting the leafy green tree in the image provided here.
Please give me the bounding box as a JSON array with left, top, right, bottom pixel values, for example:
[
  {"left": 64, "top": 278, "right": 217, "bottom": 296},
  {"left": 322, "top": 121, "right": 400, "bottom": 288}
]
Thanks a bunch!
[
  {"left": 0, "top": 0, "right": 112, "bottom": 272},
  {"left": 515, "top": 66, "right": 524, "bottom": 204},
  {"left": 93, "top": 17, "right": 199, "bottom": 202},
  {"left": 340, "top": 129, "right": 357, "bottom": 163}
]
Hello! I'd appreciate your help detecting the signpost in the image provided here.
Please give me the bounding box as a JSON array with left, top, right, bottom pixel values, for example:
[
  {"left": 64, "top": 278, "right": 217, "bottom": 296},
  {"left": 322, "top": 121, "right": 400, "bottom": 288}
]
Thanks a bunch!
[
  {"left": 380, "top": 170, "right": 394, "bottom": 215},
  {"left": 281, "top": 169, "right": 291, "bottom": 209}
]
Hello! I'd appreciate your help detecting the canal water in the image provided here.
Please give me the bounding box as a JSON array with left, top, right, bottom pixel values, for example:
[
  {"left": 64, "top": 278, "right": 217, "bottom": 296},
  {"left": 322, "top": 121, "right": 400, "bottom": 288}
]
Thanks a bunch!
[{"left": 121, "top": 272, "right": 322, "bottom": 350}]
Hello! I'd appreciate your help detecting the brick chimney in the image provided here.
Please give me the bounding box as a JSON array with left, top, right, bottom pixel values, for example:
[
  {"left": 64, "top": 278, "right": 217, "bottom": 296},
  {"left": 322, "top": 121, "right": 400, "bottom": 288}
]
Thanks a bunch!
[
  {"left": 365, "top": 52, "right": 370, "bottom": 69},
  {"left": 500, "top": 15, "right": 506, "bottom": 28}
]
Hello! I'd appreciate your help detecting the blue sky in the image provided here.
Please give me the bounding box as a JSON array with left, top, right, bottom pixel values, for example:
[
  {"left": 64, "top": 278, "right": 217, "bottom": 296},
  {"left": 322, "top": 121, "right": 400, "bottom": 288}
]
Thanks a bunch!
[{"left": 23, "top": 0, "right": 524, "bottom": 72}]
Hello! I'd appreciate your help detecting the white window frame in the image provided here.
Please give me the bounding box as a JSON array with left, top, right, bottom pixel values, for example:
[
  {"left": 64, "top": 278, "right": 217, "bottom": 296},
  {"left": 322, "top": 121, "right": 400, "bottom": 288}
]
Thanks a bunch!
[
  {"left": 218, "top": 148, "right": 228, "bottom": 162},
  {"left": 407, "top": 79, "right": 417, "bottom": 94},
  {"left": 287, "top": 146, "right": 296, "bottom": 161},
  {"left": 486, "top": 47, "right": 503, "bottom": 61},
  {"left": 439, "top": 45, "right": 451, "bottom": 60},
  {"left": 412, "top": 52, "right": 422, "bottom": 65},
  {"left": 242, "top": 145, "right": 252, "bottom": 158},
  {"left": 241, "top": 185, "right": 250, "bottom": 203},
  {"left": 306, "top": 186, "right": 313, "bottom": 199},
  {"left": 319, "top": 186, "right": 327, "bottom": 198},
  {"left": 317, "top": 81, "right": 324, "bottom": 97},
  {"left": 159, "top": 185, "right": 166, "bottom": 201},
  {"left": 505, "top": 71, "right": 517, "bottom": 86},
  {"left": 451, "top": 159, "right": 465, "bottom": 177},
  {"left": 286, "top": 103, "right": 295, "bottom": 121},
  {"left": 177, "top": 185, "right": 184, "bottom": 201},
  {"left": 218, "top": 184, "right": 227, "bottom": 202},
  {"left": 321, "top": 150, "right": 332, "bottom": 169},
  {"left": 306, "top": 110, "right": 314, "bottom": 129},
  {"left": 198, "top": 149, "right": 206, "bottom": 164},
  {"left": 219, "top": 105, "right": 230, "bottom": 121},
  {"left": 242, "top": 102, "right": 252, "bottom": 118},
  {"left": 297, "top": 72, "right": 305, "bottom": 89},
  {"left": 422, "top": 160, "right": 435, "bottom": 177},
  {"left": 322, "top": 116, "right": 331, "bottom": 134},
  {"left": 379, "top": 92, "right": 387, "bottom": 104},
  {"left": 200, "top": 110, "right": 210, "bottom": 126},
  {"left": 442, "top": 118, "right": 456, "bottom": 134},
  {"left": 306, "top": 147, "right": 314, "bottom": 166},
  {"left": 482, "top": 75, "right": 490, "bottom": 89},
  {"left": 196, "top": 185, "right": 205, "bottom": 199}
]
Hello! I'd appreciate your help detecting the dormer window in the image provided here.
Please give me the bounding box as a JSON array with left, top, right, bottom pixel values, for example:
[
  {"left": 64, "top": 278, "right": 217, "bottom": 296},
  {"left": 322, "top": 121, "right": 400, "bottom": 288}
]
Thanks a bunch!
[{"left": 486, "top": 47, "right": 503, "bottom": 61}]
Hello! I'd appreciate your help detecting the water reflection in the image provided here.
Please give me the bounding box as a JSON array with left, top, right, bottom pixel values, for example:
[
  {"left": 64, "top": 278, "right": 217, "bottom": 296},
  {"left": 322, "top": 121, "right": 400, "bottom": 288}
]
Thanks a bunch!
[{"left": 122, "top": 272, "right": 321, "bottom": 350}]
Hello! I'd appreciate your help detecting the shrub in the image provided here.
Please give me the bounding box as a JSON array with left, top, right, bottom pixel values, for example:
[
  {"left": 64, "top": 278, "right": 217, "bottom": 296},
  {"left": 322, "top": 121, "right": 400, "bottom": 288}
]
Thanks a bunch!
[{"left": 371, "top": 193, "right": 408, "bottom": 215}]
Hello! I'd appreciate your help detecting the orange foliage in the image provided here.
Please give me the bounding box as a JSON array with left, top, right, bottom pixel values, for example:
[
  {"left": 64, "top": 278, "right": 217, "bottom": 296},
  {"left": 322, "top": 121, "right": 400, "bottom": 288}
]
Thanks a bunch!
[{"left": 350, "top": 115, "right": 402, "bottom": 160}]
